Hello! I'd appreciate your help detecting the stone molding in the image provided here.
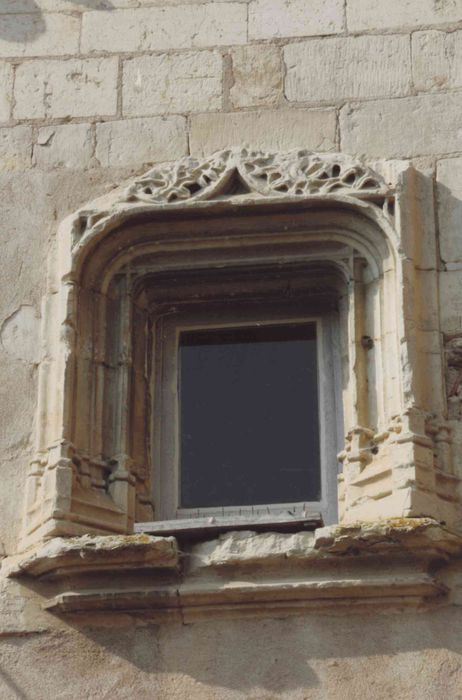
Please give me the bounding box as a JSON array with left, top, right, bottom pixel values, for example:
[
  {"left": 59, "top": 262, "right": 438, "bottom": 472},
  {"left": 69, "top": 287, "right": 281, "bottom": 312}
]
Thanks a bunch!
[
  {"left": 8, "top": 519, "right": 461, "bottom": 620},
  {"left": 20, "top": 148, "right": 462, "bottom": 550}
]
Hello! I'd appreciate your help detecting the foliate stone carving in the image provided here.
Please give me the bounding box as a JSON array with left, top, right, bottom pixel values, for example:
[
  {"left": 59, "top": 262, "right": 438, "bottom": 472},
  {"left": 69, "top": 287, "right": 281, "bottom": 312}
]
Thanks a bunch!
[{"left": 122, "top": 149, "right": 389, "bottom": 205}]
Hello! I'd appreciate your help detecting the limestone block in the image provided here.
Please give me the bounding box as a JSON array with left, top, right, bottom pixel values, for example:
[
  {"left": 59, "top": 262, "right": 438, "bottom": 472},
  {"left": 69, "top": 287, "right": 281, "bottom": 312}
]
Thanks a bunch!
[
  {"left": 0, "top": 62, "right": 12, "bottom": 122},
  {"left": 285, "top": 35, "right": 411, "bottom": 103},
  {"left": 33, "top": 124, "right": 93, "bottom": 171},
  {"left": 190, "top": 108, "right": 337, "bottom": 155},
  {"left": 0, "top": 12, "right": 79, "bottom": 58},
  {"left": 123, "top": 52, "right": 222, "bottom": 116},
  {"left": 412, "top": 30, "right": 462, "bottom": 92},
  {"left": 81, "top": 4, "right": 246, "bottom": 53},
  {"left": 0, "top": 125, "right": 31, "bottom": 171},
  {"left": 437, "top": 157, "right": 462, "bottom": 263},
  {"left": 340, "top": 93, "right": 462, "bottom": 158},
  {"left": 95, "top": 116, "right": 188, "bottom": 167},
  {"left": 14, "top": 58, "right": 118, "bottom": 119},
  {"left": 230, "top": 45, "right": 282, "bottom": 108},
  {"left": 439, "top": 269, "right": 462, "bottom": 332},
  {"left": 249, "top": 0, "right": 344, "bottom": 40},
  {"left": 347, "top": 0, "right": 462, "bottom": 31}
]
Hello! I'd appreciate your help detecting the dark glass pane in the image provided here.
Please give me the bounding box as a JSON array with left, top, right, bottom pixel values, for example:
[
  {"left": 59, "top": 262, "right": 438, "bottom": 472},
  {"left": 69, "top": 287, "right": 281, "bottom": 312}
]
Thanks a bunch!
[{"left": 179, "top": 322, "right": 321, "bottom": 509}]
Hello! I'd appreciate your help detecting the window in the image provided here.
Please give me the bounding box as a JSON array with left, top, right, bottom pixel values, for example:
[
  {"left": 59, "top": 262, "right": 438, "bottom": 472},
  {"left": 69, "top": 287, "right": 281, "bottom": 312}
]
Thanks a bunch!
[
  {"left": 149, "top": 265, "right": 343, "bottom": 525},
  {"left": 26, "top": 150, "right": 446, "bottom": 549}
]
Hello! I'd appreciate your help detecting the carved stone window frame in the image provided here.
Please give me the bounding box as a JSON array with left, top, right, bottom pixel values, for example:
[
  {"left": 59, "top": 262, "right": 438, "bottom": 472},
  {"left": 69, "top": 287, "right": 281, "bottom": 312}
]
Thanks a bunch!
[{"left": 21, "top": 149, "right": 461, "bottom": 551}]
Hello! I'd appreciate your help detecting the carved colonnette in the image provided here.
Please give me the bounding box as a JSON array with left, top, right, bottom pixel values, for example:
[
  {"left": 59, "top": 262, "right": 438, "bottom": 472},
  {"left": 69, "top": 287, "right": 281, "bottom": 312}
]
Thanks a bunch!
[{"left": 21, "top": 149, "right": 462, "bottom": 549}]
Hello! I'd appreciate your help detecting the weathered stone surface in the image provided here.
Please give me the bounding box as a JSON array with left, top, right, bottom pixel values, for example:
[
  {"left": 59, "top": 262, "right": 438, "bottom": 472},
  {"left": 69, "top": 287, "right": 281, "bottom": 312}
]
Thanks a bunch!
[
  {"left": 249, "top": 0, "right": 344, "bottom": 39},
  {"left": 0, "top": 12, "right": 79, "bottom": 58},
  {"left": 340, "top": 93, "right": 462, "bottom": 158},
  {"left": 0, "top": 62, "right": 12, "bottom": 122},
  {"left": 0, "top": 305, "right": 40, "bottom": 363},
  {"left": 347, "top": 0, "right": 462, "bottom": 31},
  {"left": 81, "top": 4, "right": 247, "bottom": 53},
  {"left": 439, "top": 270, "right": 462, "bottom": 332},
  {"left": 412, "top": 30, "right": 462, "bottom": 92},
  {"left": 285, "top": 35, "right": 411, "bottom": 102},
  {"left": 230, "top": 45, "right": 282, "bottom": 108},
  {"left": 190, "top": 109, "right": 337, "bottom": 155},
  {"left": 33, "top": 123, "right": 93, "bottom": 170},
  {"left": 123, "top": 52, "right": 222, "bottom": 116},
  {"left": 14, "top": 58, "right": 118, "bottom": 120},
  {"left": 437, "top": 157, "right": 462, "bottom": 263},
  {"left": 7, "top": 533, "right": 179, "bottom": 577},
  {"left": 96, "top": 116, "right": 187, "bottom": 167},
  {"left": 190, "top": 530, "right": 316, "bottom": 569},
  {"left": 0, "top": 125, "right": 31, "bottom": 171}
]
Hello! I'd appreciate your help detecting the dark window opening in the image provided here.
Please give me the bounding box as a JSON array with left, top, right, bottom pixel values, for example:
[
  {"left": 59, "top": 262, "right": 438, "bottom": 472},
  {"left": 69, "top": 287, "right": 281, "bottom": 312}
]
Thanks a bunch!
[{"left": 179, "top": 322, "right": 321, "bottom": 510}]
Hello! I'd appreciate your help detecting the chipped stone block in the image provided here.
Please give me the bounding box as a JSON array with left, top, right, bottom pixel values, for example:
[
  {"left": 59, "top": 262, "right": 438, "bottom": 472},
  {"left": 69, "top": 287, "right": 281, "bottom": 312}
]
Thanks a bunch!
[
  {"left": 0, "top": 125, "right": 31, "bottom": 171},
  {"left": 340, "top": 93, "right": 462, "bottom": 158},
  {"left": 81, "top": 4, "right": 247, "bottom": 53},
  {"left": 249, "top": 0, "right": 344, "bottom": 40},
  {"left": 14, "top": 58, "right": 118, "bottom": 119},
  {"left": 123, "top": 52, "right": 222, "bottom": 116},
  {"left": 285, "top": 35, "right": 411, "bottom": 103},
  {"left": 190, "top": 108, "right": 337, "bottom": 156},
  {"left": 412, "top": 30, "right": 462, "bottom": 92},
  {"left": 0, "top": 61, "right": 12, "bottom": 122},
  {"left": 96, "top": 116, "right": 188, "bottom": 167},
  {"left": 33, "top": 123, "right": 94, "bottom": 170},
  {"left": 230, "top": 44, "right": 282, "bottom": 108},
  {"left": 7, "top": 533, "right": 179, "bottom": 577},
  {"left": 0, "top": 12, "right": 79, "bottom": 58},
  {"left": 347, "top": 0, "right": 462, "bottom": 31},
  {"left": 437, "top": 157, "right": 462, "bottom": 263}
]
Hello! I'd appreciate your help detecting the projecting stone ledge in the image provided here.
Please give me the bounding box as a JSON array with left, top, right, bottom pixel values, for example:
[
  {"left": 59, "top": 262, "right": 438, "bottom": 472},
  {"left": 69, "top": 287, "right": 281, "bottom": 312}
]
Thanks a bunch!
[
  {"left": 5, "top": 533, "right": 179, "bottom": 578},
  {"left": 5, "top": 519, "right": 462, "bottom": 620}
]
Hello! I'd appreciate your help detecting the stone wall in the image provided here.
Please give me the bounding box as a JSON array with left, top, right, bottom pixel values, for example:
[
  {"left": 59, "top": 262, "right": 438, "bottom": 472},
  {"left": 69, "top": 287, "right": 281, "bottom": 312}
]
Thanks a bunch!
[{"left": 2, "top": 1, "right": 462, "bottom": 698}]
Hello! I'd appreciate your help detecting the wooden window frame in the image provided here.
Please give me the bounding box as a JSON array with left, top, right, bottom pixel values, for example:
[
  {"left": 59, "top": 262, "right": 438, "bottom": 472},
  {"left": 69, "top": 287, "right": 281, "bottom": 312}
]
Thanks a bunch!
[{"left": 150, "top": 276, "right": 343, "bottom": 526}]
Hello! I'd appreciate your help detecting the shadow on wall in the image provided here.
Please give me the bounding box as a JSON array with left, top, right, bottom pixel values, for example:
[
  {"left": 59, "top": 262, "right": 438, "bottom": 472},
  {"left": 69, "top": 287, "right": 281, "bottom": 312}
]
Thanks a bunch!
[
  {"left": 0, "top": 0, "right": 114, "bottom": 43},
  {"left": 25, "top": 607, "right": 460, "bottom": 698}
]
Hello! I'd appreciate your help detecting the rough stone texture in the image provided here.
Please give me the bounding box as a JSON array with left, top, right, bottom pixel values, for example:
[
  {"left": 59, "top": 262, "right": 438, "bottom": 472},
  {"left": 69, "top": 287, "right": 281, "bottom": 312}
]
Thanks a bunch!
[
  {"left": 123, "top": 52, "right": 223, "bottom": 116},
  {"left": 1, "top": 609, "right": 462, "bottom": 699},
  {"left": 347, "top": 0, "right": 462, "bottom": 31},
  {"left": 81, "top": 4, "right": 247, "bottom": 53},
  {"left": 0, "top": 62, "right": 12, "bottom": 123},
  {"left": 412, "top": 30, "right": 462, "bottom": 92},
  {"left": 285, "top": 35, "right": 411, "bottom": 103},
  {"left": 437, "top": 157, "right": 462, "bottom": 264},
  {"left": 0, "top": 12, "right": 80, "bottom": 58},
  {"left": 14, "top": 58, "right": 119, "bottom": 120},
  {"left": 439, "top": 270, "right": 462, "bottom": 332},
  {"left": 340, "top": 93, "right": 462, "bottom": 158},
  {"left": 230, "top": 45, "right": 282, "bottom": 108},
  {"left": 190, "top": 109, "right": 337, "bottom": 155},
  {"left": 0, "top": 305, "right": 40, "bottom": 363},
  {"left": 249, "top": 0, "right": 344, "bottom": 39},
  {"left": 0, "top": 125, "right": 31, "bottom": 171},
  {"left": 96, "top": 116, "right": 188, "bottom": 168},
  {"left": 33, "top": 123, "right": 94, "bottom": 170},
  {"left": 1, "top": 0, "right": 462, "bottom": 696}
]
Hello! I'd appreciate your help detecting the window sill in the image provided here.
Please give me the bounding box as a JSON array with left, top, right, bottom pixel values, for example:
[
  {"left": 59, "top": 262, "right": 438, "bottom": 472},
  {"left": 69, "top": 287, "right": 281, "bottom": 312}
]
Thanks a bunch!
[{"left": 6, "top": 518, "right": 462, "bottom": 622}]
